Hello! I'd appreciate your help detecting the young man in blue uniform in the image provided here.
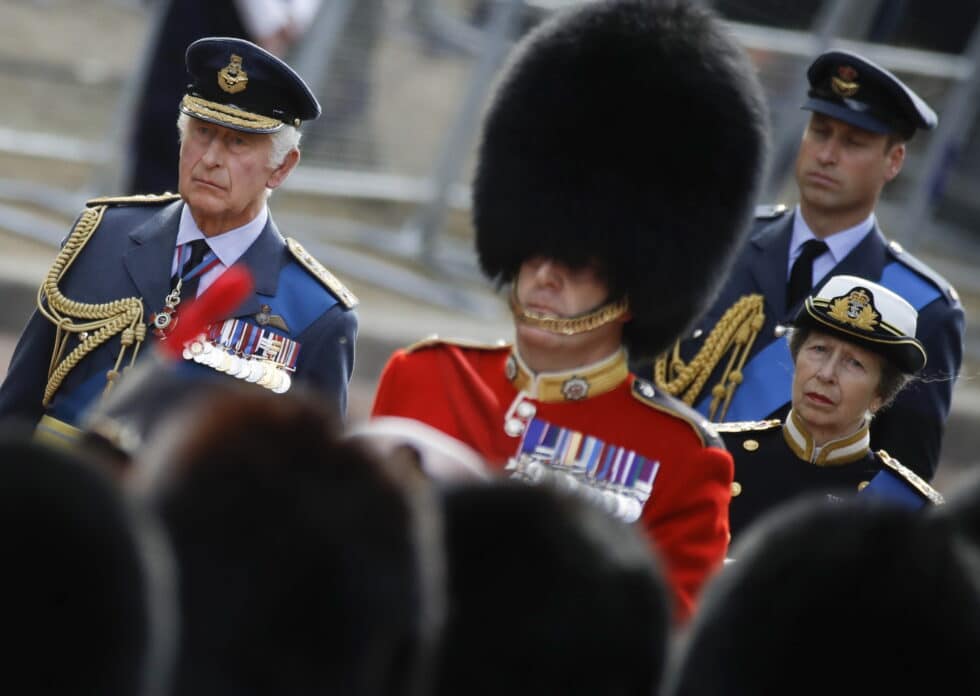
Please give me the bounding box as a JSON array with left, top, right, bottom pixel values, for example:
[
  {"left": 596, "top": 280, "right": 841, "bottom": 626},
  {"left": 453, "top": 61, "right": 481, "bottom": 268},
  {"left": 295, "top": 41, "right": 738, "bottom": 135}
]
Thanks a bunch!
[
  {"left": 0, "top": 37, "right": 358, "bottom": 442},
  {"left": 649, "top": 49, "right": 964, "bottom": 481}
]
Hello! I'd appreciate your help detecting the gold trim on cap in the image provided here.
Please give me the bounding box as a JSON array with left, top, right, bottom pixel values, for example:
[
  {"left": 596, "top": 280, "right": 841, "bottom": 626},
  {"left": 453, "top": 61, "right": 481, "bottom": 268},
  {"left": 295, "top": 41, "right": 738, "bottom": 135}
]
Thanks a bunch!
[
  {"left": 507, "top": 347, "right": 628, "bottom": 403},
  {"left": 181, "top": 94, "right": 283, "bottom": 132}
]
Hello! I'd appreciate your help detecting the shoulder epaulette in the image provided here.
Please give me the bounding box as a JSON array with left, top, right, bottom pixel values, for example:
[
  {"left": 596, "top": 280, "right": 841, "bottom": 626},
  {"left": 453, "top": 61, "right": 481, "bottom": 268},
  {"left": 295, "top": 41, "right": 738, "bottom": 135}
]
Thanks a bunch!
[
  {"left": 631, "top": 379, "right": 723, "bottom": 449},
  {"left": 877, "top": 449, "right": 945, "bottom": 505},
  {"left": 85, "top": 192, "right": 182, "bottom": 208},
  {"left": 884, "top": 239, "right": 960, "bottom": 305},
  {"left": 755, "top": 203, "right": 788, "bottom": 220},
  {"left": 713, "top": 419, "right": 782, "bottom": 434},
  {"left": 404, "top": 335, "right": 510, "bottom": 354},
  {"left": 286, "top": 237, "right": 358, "bottom": 309}
]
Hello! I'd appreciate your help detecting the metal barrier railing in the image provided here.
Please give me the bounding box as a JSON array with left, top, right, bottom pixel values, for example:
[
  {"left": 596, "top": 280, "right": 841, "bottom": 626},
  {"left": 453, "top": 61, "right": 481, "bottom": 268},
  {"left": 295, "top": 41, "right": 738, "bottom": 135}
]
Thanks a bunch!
[{"left": 2, "top": 0, "right": 979, "bottom": 314}]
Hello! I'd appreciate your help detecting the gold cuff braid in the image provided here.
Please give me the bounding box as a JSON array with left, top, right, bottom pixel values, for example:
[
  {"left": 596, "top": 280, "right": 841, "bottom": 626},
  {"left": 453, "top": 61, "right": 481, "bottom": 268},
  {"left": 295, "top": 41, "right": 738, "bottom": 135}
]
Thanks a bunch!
[
  {"left": 37, "top": 205, "right": 146, "bottom": 407},
  {"left": 653, "top": 293, "right": 765, "bottom": 421}
]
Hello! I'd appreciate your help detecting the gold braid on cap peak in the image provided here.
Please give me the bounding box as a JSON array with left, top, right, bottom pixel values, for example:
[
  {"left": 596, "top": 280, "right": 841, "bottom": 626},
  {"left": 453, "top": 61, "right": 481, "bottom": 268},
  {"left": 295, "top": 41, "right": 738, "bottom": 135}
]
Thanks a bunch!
[
  {"left": 509, "top": 286, "right": 629, "bottom": 336},
  {"left": 37, "top": 205, "right": 147, "bottom": 407},
  {"left": 181, "top": 94, "right": 284, "bottom": 131},
  {"left": 654, "top": 293, "right": 765, "bottom": 421}
]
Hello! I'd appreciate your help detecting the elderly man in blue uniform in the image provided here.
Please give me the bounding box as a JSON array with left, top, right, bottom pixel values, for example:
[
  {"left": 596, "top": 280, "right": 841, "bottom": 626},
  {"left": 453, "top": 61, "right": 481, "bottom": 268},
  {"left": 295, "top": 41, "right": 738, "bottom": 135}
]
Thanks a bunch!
[
  {"left": 648, "top": 50, "right": 963, "bottom": 481},
  {"left": 0, "top": 37, "right": 358, "bottom": 442}
]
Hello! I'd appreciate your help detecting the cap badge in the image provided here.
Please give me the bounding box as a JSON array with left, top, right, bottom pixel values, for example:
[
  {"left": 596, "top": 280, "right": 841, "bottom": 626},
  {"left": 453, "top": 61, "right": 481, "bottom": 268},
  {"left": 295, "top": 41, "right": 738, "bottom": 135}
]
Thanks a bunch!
[
  {"left": 218, "top": 54, "right": 248, "bottom": 94},
  {"left": 828, "top": 288, "right": 879, "bottom": 331},
  {"left": 831, "top": 65, "right": 859, "bottom": 98}
]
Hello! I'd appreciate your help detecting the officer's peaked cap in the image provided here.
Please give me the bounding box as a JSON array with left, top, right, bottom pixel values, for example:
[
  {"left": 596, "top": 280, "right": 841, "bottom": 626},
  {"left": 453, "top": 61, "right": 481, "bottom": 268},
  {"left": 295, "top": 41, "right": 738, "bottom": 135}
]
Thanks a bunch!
[
  {"left": 803, "top": 50, "right": 937, "bottom": 139},
  {"left": 181, "top": 37, "right": 320, "bottom": 134},
  {"left": 473, "top": 0, "right": 769, "bottom": 360}
]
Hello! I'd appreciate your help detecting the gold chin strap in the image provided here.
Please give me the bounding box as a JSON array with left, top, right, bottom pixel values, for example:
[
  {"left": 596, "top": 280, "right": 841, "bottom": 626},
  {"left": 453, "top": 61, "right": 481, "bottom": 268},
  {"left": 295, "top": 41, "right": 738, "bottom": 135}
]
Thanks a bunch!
[
  {"left": 653, "top": 293, "right": 765, "bottom": 421},
  {"left": 509, "top": 286, "right": 629, "bottom": 336},
  {"left": 37, "top": 205, "right": 147, "bottom": 407}
]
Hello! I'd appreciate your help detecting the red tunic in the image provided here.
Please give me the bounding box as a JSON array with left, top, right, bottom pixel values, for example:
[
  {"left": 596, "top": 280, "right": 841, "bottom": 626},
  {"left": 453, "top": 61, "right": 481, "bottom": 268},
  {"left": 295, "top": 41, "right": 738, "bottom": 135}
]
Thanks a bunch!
[{"left": 372, "top": 340, "right": 733, "bottom": 621}]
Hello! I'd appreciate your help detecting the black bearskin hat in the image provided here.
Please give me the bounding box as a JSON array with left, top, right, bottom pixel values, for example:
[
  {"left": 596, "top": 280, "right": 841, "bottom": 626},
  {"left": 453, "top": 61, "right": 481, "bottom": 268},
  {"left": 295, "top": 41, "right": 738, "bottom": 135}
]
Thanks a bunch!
[
  {"left": 474, "top": 0, "right": 768, "bottom": 360},
  {"left": 434, "top": 480, "right": 670, "bottom": 696},
  {"left": 667, "top": 497, "right": 980, "bottom": 694}
]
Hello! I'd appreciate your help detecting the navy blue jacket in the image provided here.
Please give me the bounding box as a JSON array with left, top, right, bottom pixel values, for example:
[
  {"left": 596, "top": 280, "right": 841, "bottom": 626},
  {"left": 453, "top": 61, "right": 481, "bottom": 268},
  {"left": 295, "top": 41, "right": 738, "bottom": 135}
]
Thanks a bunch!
[
  {"left": 644, "top": 208, "right": 963, "bottom": 481},
  {"left": 719, "top": 419, "right": 943, "bottom": 547},
  {"left": 0, "top": 196, "right": 358, "bottom": 428}
]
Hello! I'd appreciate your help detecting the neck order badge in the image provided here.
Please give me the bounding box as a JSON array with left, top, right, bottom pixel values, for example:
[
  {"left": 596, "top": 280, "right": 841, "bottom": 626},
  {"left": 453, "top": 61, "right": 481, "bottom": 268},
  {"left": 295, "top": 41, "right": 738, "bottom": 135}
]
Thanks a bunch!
[{"left": 151, "top": 240, "right": 219, "bottom": 339}]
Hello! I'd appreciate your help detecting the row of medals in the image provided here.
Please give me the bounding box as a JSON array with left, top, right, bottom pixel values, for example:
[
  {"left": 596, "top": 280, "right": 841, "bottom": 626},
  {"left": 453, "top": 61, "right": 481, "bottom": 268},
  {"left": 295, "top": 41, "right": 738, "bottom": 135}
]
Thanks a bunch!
[{"left": 182, "top": 336, "right": 292, "bottom": 394}]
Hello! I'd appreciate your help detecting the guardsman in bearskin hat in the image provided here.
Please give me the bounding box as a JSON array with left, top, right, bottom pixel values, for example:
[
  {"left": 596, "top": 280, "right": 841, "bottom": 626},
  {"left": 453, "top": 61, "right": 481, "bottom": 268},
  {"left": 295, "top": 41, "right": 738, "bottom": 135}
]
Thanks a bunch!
[
  {"left": 0, "top": 37, "right": 358, "bottom": 443},
  {"left": 648, "top": 48, "right": 963, "bottom": 483},
  {"left": 715, "top": 275, "right": 943, "bottom": 547},
  {"left": 372, "top": 0, "right": 769, "bottom": 620}
]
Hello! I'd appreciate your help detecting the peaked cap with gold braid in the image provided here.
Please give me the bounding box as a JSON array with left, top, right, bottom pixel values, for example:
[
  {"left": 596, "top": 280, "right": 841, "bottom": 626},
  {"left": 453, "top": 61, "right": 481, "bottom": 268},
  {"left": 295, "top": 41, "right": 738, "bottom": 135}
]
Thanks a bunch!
[
  {"left": 473, "top": 0, "right": 768, "bottom": 360},
  {"left": 181, "top": 37, "right": 320, "bottom": 133}
]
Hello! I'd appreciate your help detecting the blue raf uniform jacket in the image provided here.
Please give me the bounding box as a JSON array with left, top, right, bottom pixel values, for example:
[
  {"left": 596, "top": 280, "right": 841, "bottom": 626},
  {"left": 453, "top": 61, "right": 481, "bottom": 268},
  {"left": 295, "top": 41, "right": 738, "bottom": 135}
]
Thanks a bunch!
[
  {"left": 0, "top": 194, "right": 358, "bottom": 430},
  {"left": 646, "top": 207, "right": 963, "bottom": 482}
]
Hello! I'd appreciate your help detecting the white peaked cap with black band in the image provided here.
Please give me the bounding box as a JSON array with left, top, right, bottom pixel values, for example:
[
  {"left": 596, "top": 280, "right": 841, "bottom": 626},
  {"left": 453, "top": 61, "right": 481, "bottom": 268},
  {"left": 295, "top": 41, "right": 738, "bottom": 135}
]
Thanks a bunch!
[{"left": 796, "top": 274, "right": 926, "bottom": 373}]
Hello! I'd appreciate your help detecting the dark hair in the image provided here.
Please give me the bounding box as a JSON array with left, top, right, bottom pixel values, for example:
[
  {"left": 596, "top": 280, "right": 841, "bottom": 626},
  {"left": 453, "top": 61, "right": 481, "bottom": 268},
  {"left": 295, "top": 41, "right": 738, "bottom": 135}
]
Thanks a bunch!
[
  {"left": 0, "top": 426, "right": 170, "bottom": 696},
  {"left": 787, "top": 326, "right": 913, "bottom": 410},
  {"left": 149, "top": 383, "right": 439, "bottom": 696},
  {"left": 434, "top": 480, "right": 670, "bottom": 696},
  {"left": 666, "top": 497, "right": 980, "bottom": 695}
]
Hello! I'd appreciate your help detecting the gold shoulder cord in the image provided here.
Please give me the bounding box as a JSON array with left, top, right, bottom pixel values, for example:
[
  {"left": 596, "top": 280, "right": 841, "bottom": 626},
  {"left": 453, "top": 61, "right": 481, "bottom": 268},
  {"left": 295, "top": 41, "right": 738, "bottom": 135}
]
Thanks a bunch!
[
  {"left": 37, "top": 205, "right": 147, "bottom": 406},
  {"left": 653, "top": 294, "right": 765, "bottom": 421}
]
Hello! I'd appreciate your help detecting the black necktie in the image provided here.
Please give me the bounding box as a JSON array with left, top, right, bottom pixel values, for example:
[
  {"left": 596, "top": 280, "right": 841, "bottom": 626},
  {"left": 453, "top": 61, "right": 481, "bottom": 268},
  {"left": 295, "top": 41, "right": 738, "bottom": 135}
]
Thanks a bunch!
[
  {"left": 171, "top": 239, "right": 211, "bottom": 301},
  {"left": 786, "top": 239, "right": 828, "bottom": 308}
]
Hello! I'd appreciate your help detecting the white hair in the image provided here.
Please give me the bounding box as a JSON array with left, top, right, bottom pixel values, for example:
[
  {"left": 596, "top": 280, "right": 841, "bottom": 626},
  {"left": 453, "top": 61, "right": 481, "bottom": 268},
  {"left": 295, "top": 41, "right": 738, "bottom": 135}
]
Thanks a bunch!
[{"left": 176, "top": 112, "right": 301, "bottom": 168}]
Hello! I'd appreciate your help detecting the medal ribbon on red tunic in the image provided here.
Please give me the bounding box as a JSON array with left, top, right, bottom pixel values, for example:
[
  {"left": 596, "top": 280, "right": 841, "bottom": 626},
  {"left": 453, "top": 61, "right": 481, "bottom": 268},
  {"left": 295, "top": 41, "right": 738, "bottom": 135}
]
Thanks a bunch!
[{"left": 506, "top": 416, "right": 661, "bottom": 521}]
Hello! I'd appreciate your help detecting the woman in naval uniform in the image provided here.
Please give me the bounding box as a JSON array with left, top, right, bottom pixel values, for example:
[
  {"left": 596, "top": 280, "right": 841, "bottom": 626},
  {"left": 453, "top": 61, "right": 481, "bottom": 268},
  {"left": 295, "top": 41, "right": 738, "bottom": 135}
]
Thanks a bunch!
[{"left": 717, "top": 274, "right": 944, "bottom": 545}]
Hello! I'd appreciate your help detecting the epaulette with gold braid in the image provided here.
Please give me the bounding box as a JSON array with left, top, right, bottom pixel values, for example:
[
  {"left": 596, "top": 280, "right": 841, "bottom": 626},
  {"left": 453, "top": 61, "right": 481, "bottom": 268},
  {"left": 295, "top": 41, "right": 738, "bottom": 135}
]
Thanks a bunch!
[
  {"left": 631, "top": 379, "right": 722, "bottom": 449},
  {"left": 286, "top": 237, "right": 358, "bottom": 310},
  {"left": 653, "top": 293, "right": 766, "bottom": 421},
  {"left": 877, "top": 450, "right": 945, "bottom": 505},
  {"left": 713, "top": 419, "right": 782, "bottom": 434},
  {"left": 404, "top": 335, "right": 510, "bottom": 354},
  {"left": 85, "top": 192, "right": 182, "bottom": 207}
]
